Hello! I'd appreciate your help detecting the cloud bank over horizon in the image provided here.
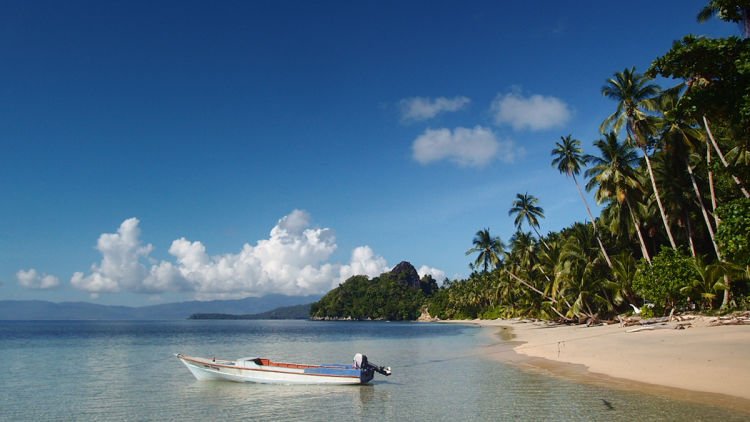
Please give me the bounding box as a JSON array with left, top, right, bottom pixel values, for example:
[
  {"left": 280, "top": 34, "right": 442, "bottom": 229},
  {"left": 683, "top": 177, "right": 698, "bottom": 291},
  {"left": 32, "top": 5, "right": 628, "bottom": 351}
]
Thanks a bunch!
[
  {"left": 16, "top": 269, "right": 60, "bottom": 290},
  {"left": 20, "top": 211, "right": 444, "bottom": 300}
]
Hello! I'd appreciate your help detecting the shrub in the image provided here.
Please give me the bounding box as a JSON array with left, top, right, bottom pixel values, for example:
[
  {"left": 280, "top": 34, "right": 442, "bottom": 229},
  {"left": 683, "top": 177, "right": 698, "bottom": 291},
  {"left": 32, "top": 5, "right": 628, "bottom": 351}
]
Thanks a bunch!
[
  {"left": 480, "top": 306, "right": 502, "bottom": 320},
  {"left": 716, "top": 198, "right": 750, "bottom": 266},
  {"left": 634, "top": 248, "right": 698, "bottom": 312},
  {"left": 639, "top": 306, "right": 655, "bottom": 319}
]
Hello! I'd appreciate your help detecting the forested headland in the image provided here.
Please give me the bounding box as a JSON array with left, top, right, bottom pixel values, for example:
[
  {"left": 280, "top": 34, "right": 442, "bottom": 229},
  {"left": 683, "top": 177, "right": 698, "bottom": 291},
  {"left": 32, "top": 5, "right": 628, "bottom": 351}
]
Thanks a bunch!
[{"left": 311, "top": 262, "right": 438, "bottom": 320}]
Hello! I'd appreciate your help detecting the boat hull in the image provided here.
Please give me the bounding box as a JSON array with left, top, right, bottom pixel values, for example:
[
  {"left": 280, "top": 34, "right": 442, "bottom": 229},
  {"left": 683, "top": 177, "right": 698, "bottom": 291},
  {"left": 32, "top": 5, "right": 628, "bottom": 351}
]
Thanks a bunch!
[{"left": 176, "top": 354, "right": 373, "bottom": 385}]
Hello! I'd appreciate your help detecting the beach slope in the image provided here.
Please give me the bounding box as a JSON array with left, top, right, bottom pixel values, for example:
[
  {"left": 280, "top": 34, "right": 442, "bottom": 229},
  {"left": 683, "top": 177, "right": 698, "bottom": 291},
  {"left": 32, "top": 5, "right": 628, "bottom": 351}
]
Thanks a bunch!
[{"left": 454, "top": 318, "right": 750, "bottom": 401}]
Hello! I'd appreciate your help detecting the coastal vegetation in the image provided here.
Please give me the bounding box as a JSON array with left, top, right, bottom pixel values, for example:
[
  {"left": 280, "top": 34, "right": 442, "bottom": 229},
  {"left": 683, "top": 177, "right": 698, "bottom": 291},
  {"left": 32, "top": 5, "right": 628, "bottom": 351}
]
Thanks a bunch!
[
  {"left": 310, "top": 262, "right": 438, "bottom": 320},
  {"left": 308, "top": 1, "right": 749, "bottom": 323},
  {"left": 425, "top": 1, "right": 750, "bottom": 322}
]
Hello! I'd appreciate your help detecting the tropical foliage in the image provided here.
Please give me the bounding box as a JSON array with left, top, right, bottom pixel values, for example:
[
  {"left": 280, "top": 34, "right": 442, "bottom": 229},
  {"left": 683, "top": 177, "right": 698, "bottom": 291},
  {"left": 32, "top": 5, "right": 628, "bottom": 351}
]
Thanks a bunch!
[
  {"left": 633, "top": 248, "right": 699, "bottom": 312},
  {"left": 716, "top": 198, "right": 750, "bottom": 266},
  {"left": 422, "top": 2, "right": 750, "bottom": 321},
  {"left": 310, "top": 263, "right": 438, "bottom": 321},
  {"left": 307, "top": 2, "right": 750, "bottom": 322}
]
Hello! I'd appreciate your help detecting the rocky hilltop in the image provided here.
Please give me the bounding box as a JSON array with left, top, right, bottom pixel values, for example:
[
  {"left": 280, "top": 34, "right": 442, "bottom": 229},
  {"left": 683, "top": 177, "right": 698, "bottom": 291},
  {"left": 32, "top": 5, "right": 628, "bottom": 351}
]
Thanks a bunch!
[{"left": 310, "top": 261, "right": 438, "bottom": 321}]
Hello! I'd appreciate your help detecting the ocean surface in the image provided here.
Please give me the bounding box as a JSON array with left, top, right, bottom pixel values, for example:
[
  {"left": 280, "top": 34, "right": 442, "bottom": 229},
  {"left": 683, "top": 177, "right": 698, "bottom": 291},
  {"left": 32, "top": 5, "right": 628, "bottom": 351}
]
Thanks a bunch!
[{"left": 0, "top": 320, "right": 745, "bottom": 421}]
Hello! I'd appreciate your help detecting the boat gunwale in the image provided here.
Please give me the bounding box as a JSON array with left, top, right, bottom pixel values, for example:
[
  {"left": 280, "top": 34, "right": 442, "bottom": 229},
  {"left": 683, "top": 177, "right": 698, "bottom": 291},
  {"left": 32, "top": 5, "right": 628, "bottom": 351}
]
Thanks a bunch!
[{"left": 178, "top": 354, "right": 363, "bottom": 380}]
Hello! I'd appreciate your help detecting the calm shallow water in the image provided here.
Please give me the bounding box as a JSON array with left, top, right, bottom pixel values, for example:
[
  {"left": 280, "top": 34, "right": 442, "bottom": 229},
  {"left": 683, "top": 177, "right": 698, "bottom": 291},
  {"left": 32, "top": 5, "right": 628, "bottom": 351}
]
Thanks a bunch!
[{"left": 0, "top": 320, "right": 745, "bottom": 421}]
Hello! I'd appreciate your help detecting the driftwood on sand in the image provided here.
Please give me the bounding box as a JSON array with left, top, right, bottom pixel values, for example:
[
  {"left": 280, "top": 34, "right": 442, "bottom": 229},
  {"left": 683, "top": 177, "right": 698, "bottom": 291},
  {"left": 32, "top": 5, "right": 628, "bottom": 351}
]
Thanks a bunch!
[
  {"left": 707, "top": 311, "right": 750, "bottom": 326},
  {"left": 618, "top": 310, "right": 750, "bottom": 331}
]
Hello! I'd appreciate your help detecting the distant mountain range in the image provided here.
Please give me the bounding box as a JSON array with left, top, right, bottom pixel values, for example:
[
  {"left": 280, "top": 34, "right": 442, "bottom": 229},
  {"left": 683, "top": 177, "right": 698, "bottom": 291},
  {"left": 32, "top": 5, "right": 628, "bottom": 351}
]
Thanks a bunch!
[
  {"left": 188, "top": 303, "right": 312, "bottom": 320},
  {"left": 0, "top": 294, "right": 320, "bottom": 320}
]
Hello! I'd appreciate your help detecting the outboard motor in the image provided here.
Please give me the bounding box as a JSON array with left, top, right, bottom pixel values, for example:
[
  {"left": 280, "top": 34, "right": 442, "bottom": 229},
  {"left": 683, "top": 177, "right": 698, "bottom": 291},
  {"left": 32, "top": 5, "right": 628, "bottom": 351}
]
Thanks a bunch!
[
  {"left": 353, "top": 353, "right": 366, "bottom": 369},
  {"left": 353, "top": 353, "right": 391, "bottom": 376}
]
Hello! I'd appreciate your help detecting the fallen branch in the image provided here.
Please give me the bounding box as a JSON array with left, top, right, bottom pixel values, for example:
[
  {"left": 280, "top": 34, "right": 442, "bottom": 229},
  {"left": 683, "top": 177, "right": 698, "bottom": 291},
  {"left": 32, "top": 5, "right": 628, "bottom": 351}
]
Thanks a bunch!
[
  {"left": 627, "top": 326, "right": 655, "bottom": 333},
  {"left": 709, "top": 317, "right": 750, "bottom": 327}
]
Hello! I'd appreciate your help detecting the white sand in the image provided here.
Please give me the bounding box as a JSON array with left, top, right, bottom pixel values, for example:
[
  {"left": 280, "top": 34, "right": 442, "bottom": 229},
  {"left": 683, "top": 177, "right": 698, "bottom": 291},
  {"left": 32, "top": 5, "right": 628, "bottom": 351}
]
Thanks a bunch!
[{"left": 446, "top": 318, "right": 750, "bottom": 405}]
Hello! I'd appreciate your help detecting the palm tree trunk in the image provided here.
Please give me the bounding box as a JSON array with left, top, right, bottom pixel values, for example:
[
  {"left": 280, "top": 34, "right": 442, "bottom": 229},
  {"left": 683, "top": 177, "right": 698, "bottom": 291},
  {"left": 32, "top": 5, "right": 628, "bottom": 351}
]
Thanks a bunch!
[
  {"left": 685, "top": 211, "right": 697, "bottom": 258},
  {"left": 686, "top": 159, "right": 722, "bottom": 260},
  {"left": 626, "top": 197, "right": 652, "bottom": 264},
  {"left": 504, "top": 270, "right": 569, "bottom": 320},
  {"left": 531, "top": 226, "right": 551, "bottom": 251},
  {"left": 704, "top": 132, "right": 733, "bottom": 308},
  {"left": 572, "top": 175, "right": 613, "bottom": 268},
  {"left": 640, "top": 147, "right": 678, "bottom": 249},
  {"left": 703, "top": 116, "right": 750, "bottom": 199},
  {"left": 707, "top": 141, "right": 719, "bottom": 222},
  {"left": 627, "top": 120, "right": 678, "bottom": 249},
  {"left": 742, "top": 9, "right": 750, "bottom": 39}
]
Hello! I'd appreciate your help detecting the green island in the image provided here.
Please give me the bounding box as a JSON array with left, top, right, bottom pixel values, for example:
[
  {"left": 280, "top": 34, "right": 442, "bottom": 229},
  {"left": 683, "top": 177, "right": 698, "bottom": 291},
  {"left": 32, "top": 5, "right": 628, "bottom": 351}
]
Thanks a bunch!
[{"left": 311, "top": 262, "right": 438, "bottom": 320}]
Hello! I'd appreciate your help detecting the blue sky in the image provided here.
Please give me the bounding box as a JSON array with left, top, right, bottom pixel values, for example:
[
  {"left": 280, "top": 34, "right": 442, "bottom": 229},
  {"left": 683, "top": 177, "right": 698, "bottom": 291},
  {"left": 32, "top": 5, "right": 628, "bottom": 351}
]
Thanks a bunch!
[{"left": 0, "top": 1, "right": 737, "bottom": 306}]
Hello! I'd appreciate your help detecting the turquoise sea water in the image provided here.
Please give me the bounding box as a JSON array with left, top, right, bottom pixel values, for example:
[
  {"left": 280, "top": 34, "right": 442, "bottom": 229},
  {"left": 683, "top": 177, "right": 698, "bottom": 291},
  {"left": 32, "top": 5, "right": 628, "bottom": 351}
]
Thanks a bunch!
[{"left": 0, "top": 320, "right": 745, "bottom": 421}]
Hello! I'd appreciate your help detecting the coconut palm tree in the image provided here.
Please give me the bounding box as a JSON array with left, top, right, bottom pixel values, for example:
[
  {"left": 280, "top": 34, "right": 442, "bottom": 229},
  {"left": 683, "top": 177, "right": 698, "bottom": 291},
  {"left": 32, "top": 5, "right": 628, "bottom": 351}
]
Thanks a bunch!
[
  {"left": 509, "top": 193, "right": 550, "bottom": 250},
  {"left": 600, "top": 67, "right": 678, "bottom": 250},
  {"left": 507, "top": 231, "right": 537, "bottom": 271},
  {"left": 680, "top": 255, "right": 728, "bottom": 311},
  {"left": 654, "top": 87, "right": 743, "bottom": 308},
  {"left": 656, "top": 88, "right": 724, "bottom": 258},
  {"left": 556, "top": 232, "right": 609, "bottom": 320},
  {"left": 551, "top": 134, "right": 613, "bottom": 267},
  {"left": 493, "top": 270, "right": 516, "bottom": 316},
  {"left": 465, "top": 228, "right": 505, "bottom": 273},
  {"left": 502, "top": 230, "right": 569, "bottom": 320},
  {"left": 607, "top": 252, "right": 639, "bottom": 308},
  {"left": 702, "top": 116, "right": 750, "bottom": 198},
  {"left": 585, "top": 132, "right": 652, "bottom": 263}
]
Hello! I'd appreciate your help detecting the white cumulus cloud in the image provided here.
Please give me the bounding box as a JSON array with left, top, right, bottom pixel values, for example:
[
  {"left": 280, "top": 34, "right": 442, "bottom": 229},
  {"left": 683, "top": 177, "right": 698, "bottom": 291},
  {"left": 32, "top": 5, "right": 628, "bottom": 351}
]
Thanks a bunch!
[
  {"left": 17, "top": 269, "right": 60, "bottom": 289},
  {"left": 64, "top": 211, "right": 443, "bottom": 300},
  {"left": 71, "top": 217, "right": 158, "bottom": 294},
  {"left": 400, "top": 96, "right": 470, "bottom": 121},
  {"left": 339, "top": 246, "right": 390, "bottom": 282},
  {"left": 491, "top": 92, "right": 571, "bottom": 131},
  {"left": 417, "top": 265, "right": 446, "bottom": 283},
  {"left": 412, "top": 126, "right": 519, "bottom": 167}
]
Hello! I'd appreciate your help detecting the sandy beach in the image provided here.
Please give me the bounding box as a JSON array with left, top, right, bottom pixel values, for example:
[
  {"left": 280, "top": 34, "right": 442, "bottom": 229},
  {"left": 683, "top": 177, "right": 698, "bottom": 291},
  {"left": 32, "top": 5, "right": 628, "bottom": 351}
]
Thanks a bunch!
[{"left": 447, "top": 317, "right": 750, "bottom": 411}]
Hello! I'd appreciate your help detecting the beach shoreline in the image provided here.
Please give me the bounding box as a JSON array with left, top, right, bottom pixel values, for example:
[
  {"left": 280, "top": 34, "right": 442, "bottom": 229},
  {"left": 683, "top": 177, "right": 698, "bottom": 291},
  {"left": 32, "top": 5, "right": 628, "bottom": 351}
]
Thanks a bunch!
[{"left": 444, "top": 318, "right": 750, "bottom": 414}]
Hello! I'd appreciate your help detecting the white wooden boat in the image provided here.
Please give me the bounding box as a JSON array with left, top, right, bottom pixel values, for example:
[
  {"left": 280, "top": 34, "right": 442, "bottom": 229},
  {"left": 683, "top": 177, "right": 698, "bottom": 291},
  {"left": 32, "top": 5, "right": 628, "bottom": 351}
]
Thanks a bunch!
[{"left": 176, "top": 353, "right": 391, "bottom": 385}]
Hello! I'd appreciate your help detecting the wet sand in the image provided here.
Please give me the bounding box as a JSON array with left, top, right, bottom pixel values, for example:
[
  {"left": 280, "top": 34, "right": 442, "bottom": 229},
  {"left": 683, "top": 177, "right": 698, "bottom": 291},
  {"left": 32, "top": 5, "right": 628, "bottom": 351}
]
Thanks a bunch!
[{"left": 445, "top": 318, "right": 750, "bottom": 413}]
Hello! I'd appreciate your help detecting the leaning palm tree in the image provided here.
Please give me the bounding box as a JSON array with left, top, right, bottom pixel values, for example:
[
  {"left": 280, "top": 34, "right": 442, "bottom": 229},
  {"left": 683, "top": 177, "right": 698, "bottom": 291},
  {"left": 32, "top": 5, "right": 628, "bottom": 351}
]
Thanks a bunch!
[
  {"left": 657, "top": 88, "right": 724, "bottom": 259},
  {"left": 509, "top": 192, "right": 550, "bottom": 250},
  {"left": 600, "top": 67, "right": 678, "bottom": 250},
  {"left": 585, "top": 132, "right": 652, "bottom": 263},
  {"left": 503, "top": 230, "right": 570, "bottom": 320},
  {"left": 465, "top": 228, "right": 505, "bottom": 273},
  {"left": 551, "top": 134, "right": 612, "bottom": 267}
]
